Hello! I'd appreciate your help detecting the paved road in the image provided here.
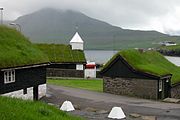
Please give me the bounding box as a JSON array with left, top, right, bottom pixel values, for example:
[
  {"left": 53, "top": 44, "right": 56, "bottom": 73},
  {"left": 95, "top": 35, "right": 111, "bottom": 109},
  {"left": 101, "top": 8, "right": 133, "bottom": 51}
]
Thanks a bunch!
[{"left": 43, "top": 85, "right": 180, "bottom": 120}]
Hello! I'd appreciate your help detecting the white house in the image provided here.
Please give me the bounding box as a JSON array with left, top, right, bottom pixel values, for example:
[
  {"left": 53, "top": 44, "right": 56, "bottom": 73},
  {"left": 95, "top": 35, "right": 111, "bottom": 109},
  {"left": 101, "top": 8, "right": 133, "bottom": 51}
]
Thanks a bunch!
[
  {"left": 70, "top": 32, "right": 84, "bottom": 50},
  {"left": 84, "top": 61, "right": 96, "bottom": 78}
]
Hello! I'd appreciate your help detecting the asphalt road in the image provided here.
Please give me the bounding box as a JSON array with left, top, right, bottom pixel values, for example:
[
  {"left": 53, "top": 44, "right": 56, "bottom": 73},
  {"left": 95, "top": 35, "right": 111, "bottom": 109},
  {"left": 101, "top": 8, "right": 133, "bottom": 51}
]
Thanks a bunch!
[{"left": 42, "top": 85, "right": 180, "bottom": 120}]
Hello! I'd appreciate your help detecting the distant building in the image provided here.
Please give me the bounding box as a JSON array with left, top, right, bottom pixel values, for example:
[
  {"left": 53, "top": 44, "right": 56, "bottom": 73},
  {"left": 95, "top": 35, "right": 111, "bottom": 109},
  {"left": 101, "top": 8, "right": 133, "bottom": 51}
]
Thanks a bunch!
[
  {"left": 160, "top": 41, "right": 177, "bottom": 46},
  {"left": 85, "top": 62, "right": 96, "bottom": 78},
  {"left": 70, "top": 32, "right": 84, "bottom": 50},
  {"left": 37, "top": 44, "right": 86, "bottom": 78}
]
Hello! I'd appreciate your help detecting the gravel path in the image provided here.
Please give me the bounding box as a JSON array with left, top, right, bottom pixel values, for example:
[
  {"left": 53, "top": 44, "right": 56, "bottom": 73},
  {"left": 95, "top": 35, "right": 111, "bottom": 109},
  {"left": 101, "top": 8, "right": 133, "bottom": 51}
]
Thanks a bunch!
[{"left": 41, "top": 85, "right": 180, "bottom": 120}]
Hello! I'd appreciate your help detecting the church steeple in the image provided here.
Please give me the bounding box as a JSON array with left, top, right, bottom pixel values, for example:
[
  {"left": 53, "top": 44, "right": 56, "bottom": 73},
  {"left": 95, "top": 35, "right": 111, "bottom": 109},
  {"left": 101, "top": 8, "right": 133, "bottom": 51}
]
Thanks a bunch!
[{"left": 70, "top": 27, "right": 84, "bottom": 50}]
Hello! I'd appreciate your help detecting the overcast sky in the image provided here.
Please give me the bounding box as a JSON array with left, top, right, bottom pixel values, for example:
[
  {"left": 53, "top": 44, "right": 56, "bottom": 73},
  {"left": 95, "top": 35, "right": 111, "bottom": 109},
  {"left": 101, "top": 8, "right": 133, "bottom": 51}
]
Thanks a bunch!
[{"left": 1, "top": 0, "right": 180, "bottom": 35}]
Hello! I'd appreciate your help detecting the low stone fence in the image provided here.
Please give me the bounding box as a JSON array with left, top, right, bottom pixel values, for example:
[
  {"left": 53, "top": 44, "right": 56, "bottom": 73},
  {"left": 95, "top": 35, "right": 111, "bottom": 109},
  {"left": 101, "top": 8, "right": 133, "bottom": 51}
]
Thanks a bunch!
[
  {"left": 47, "top": 68, "right": 84, "bottom": 78},
  {"left": 171, "top": 84, "right": 180, "bottom": 99}
]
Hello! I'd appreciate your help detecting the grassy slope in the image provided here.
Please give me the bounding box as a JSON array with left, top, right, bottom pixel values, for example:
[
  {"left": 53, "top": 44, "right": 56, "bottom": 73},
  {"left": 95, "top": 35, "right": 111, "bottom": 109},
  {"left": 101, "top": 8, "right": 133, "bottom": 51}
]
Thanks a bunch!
[
  {"left": 36, "top": 44, "right": 86, "bottom": 63},
  {"left": 0, "top": 96, "right": 82, "bottom": 120},
  {"left": 160, "top": 45, "right": 180, "bottom": 51},
  {"left": 0, "top": 25, "right": 49, "bottom": 69},
  {"left": 103, "top": 49, "right": 180, "bottom": 85},
  {"left": 48, "top": 79, "right": 103, "bottom": 92}
]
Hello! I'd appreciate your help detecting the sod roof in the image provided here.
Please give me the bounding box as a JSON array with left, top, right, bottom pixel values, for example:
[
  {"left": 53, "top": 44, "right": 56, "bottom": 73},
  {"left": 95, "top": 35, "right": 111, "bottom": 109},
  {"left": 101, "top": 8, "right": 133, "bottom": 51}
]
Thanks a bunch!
[
  {"left": 0, "top": 25, "right": 49, "bottom": 69},
  {"left": 102, "top": 49, "right": 180, "bottom": 85},
  {"left": 36, "top": 44, "right": 86, "bottom": 63}
]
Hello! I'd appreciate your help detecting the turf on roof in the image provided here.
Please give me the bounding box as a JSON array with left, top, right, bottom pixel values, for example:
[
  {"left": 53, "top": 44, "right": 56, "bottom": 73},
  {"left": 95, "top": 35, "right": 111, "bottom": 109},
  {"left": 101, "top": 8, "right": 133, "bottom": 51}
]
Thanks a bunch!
[
  {"left": 102, "top": 49, "right": 180, "bottom": 85},
  {"left": 0, "top": 25, "right": 49, "bottom": 69},
  {"left": 36, "top": 44, "right": 86, "bottom": 63}
]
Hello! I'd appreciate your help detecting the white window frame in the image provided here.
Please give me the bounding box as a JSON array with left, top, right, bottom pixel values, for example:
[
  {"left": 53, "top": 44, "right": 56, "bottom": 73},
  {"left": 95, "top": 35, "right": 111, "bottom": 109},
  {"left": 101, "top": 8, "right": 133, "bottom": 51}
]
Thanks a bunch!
[
  {"left": 4, "top": 70, "right": 15, "bottom": 84},
  {"left": 76, "top": 64, "right": 84, "bottom": 70}
]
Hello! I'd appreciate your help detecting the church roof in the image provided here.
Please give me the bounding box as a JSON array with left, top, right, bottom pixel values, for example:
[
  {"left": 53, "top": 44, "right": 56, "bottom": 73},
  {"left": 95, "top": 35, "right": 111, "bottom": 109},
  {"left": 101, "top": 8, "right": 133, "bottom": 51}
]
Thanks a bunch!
[{"left": 70, "top": 32, "right": 84, "bottom": 43}]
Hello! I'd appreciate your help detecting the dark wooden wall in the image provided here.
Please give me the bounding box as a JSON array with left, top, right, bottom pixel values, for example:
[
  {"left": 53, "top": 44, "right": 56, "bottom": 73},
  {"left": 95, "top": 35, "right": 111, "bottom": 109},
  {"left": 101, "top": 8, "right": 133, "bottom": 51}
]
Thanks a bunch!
[
  {"left": 0, "top": 66, "right": 46, "bottom": 94},
  {"left": 48, "top": 64, "right": 76, "bottom": 69},
  {"left": 102, "top": 57, "right": 157, "bottom": 80}
]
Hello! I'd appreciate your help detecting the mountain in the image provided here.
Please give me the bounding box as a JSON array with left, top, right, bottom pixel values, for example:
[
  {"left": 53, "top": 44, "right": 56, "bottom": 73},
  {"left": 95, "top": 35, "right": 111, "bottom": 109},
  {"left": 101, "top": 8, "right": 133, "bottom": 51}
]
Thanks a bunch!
[{"left": 14, "top": 8, "right": 180, "bottom": 49}]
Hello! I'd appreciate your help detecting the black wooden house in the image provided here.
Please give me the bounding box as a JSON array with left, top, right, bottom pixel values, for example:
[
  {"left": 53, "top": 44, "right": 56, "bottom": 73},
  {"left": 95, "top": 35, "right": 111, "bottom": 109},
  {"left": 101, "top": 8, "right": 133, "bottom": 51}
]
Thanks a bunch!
[
  {"left": 37, "top": 44, "right": 86, "bottom": 78},
  {"left": 0, "top": 26, "right": 49, "bottom": 100},
  {"left": 100, "top": 49, "right": 176, "bottom": 100}
]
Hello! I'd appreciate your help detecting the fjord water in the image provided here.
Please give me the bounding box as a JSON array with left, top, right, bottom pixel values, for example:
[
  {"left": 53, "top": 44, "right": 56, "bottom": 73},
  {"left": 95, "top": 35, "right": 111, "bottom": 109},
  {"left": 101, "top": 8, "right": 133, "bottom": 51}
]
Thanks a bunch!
[{"left": 84, "top": 50, "right": 180, "bottom": 66}]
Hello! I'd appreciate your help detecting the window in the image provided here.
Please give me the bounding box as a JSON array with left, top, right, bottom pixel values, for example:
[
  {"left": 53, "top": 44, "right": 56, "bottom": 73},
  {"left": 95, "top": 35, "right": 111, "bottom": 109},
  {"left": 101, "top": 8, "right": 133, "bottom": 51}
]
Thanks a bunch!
[
  {"left": 4, "top": 70, "right": 15, "bottom": 83},
  {"left": 23, "top": 88, "right": 27, "bottom": 94}
]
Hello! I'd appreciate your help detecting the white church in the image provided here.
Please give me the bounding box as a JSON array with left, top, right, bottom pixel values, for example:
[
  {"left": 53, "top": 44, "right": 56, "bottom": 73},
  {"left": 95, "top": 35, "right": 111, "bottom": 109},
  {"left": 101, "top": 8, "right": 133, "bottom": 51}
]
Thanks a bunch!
[{"left": 70, "top": 32, "right": 96, "bottom": 78}]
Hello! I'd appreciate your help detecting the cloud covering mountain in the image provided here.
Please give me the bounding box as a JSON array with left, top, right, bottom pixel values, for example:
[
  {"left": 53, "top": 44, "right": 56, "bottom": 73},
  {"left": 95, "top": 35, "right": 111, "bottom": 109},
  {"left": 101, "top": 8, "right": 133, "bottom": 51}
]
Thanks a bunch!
[{"left": 1, "top": 0, "right": 180, "bottom": 35}]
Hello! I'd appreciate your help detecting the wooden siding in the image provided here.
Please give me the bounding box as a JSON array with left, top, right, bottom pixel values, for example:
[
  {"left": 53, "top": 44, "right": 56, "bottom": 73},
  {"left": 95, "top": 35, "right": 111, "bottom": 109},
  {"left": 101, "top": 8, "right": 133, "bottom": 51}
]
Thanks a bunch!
[
  {"left": 48, "top": 63, "right": 76, "bottom": 69},
  {"left": 0, "top": 66, "right": 46, "bottom": 94},
  {"left": 102, "top": 56, "right": 158, "bottom": 80}
]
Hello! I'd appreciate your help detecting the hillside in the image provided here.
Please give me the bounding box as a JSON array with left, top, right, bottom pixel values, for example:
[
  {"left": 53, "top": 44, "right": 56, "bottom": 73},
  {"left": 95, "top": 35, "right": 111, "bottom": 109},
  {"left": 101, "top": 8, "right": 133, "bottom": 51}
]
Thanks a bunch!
[
  {"left": 158, "top": 45, "right": 180, "bottom": 56},
  {"left": 14, "top": 8, "right": 180, "bottom": 49},
  {"left": 0, "top": 25, "right": 49, "bottom": 69},
  {"left": 36, "top": 44, "right": 86, "bottom": 63},
  {"left": 0, "top": 96, "right": 82, "bottom": 120},
  {"left": 102, "top": 49, "right": 180, "bottom": 85}
]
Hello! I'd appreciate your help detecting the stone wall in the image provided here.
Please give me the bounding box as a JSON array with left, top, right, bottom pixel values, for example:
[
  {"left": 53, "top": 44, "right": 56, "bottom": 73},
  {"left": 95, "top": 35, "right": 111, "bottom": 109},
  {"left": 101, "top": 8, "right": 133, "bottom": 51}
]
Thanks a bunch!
[
  {"left": 2, "top": 83, "right": 46, "bottom": 100},
  {"left": 171, "top": 84, "right": 180, "bottom": 99},
  {"left": 47, "top": 68, "right": 84, "bottom": 78},
  {"left": 103, "top": 77, "right": 158, "bottom": 99}
]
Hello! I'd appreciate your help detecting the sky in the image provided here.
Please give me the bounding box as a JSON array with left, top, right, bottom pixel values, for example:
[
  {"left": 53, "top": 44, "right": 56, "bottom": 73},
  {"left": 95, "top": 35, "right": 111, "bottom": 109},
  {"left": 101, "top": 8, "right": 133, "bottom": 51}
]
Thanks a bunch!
[{"left": 1, "top": 0, "right": 180, "bottom": 35}]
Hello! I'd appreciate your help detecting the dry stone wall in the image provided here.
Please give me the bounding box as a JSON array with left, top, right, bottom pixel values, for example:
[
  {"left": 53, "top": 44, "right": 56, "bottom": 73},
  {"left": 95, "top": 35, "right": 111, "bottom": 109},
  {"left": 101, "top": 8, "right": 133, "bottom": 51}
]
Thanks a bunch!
[{"left": 103, "top": 77, "right": 158, "bottom": 99}]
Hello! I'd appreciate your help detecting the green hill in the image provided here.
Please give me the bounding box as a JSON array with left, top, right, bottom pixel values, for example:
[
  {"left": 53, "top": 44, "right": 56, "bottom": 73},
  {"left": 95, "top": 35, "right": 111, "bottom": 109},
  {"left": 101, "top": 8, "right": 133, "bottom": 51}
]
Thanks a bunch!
[
  {"left": 103, "top": 49, "right": 180, "bottom": 85},
  {"left": 158, "top": 45, "right": 180, "bottom": 56},
  {"left": 0, "top": 25, "right": 49, "bottom": 69},
  {"left": 13, "top": 8, "right": 180, "bottom": 50},
  {"left": 36, "top": 43, "right": 86, "bottom": 63},
  {"left": 0, "top": 96, "right": 82, "bottom": 120}
]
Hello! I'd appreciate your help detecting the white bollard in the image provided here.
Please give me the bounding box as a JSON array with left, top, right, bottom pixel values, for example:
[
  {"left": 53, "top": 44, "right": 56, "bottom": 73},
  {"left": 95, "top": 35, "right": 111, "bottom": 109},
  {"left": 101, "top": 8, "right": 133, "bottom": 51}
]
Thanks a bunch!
[
  {"left": 108, "top": 107, "right": 126, "bottom": 119},
  {"left": 60, "top": 100, "right": 75, "bottom": 112}
]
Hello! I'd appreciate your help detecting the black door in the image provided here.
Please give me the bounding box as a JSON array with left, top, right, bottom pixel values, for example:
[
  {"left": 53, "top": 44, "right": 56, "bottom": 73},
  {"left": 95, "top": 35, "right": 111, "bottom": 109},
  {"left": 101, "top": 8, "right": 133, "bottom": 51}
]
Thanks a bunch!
[
  {"left": 163, "top": 79, "right": 170, "bottom": 98},
  {"left": 33, "top": 86, "right": 38, "bottom": 100}
]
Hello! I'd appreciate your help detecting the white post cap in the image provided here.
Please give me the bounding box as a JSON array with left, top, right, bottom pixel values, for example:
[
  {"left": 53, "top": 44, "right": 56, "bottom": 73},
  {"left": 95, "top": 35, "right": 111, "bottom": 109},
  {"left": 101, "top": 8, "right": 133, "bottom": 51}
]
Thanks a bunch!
[
  {"left": 108, "top": 107, "right": 126, "bottom": 119},
  {"left": 60, "top": 100, "right": 75, "bottom": 112}
]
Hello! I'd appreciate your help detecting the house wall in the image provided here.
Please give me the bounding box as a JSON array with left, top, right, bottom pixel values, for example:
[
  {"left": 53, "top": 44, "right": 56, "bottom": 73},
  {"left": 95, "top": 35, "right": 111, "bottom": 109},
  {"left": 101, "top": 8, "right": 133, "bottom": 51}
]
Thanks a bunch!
[
  {"left": 71, "top": 43, "right": 83, "bottom": 50},
  {"left": 102, "top": 56, "right": 155, "bottom": 80},
  {"left": 0, "top": 66, "right": 46, "bottom": 100},
  {"left": 171, "top": 84, "right": 180, "bottom": 99},
  {"left": 47, "top": 68, "right": 84, "bottom": 78},
  {"left": 2, "top": 83, "right": 46, "bottom": 100},
  {"left": 85, "top": 68, "right": 96, "bottom": 78},
  {"left": 103, "top": 77, "right": 158, "bottom": 99}
]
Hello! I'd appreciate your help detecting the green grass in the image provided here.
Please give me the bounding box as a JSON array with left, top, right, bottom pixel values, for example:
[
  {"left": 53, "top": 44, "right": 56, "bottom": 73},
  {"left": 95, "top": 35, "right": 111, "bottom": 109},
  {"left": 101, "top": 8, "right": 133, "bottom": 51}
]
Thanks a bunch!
[
  {"left": 0, "top": 96, "right": 83, "bottom": 120},
  {"left": 36, "top": 43, "right": 86, "bottom": 63},
  {"left": 102, "top": 49, "right": 180, "bottom": 85},
  {"left": 0, "top": 25, "right": 49, "bottom": 69},
  {"left": 159, "top": 45, "right": 180, "bottom": 52},
  {"left": 48, "top": 79, "right": 103, "bottom": 92},
  {"left": 160, "top": 44, "right": 180, "bottom": 50}
]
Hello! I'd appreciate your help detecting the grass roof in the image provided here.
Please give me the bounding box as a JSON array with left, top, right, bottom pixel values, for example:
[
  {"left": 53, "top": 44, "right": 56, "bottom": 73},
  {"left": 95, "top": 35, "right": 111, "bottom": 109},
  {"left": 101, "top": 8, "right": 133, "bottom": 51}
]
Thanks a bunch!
[
  {"left": 36, "top": 44, "right": 86, "bottom": 63},
  {"left": 0, "top": 25, "right": 49, "bottom": 69},
  {"left": 102, "top": 49, "right": 180, "bottom": 85}
]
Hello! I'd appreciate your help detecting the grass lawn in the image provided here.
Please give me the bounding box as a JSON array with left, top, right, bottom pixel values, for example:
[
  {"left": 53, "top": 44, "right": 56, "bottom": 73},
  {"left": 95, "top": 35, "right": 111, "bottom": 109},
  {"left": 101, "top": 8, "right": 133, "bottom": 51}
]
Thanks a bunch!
[
  {"left": 48, "top": 79, "right": 103, "bottom": 92},
  {"left": 0, "top": 96, "right": 83, "bottom": 120}
]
